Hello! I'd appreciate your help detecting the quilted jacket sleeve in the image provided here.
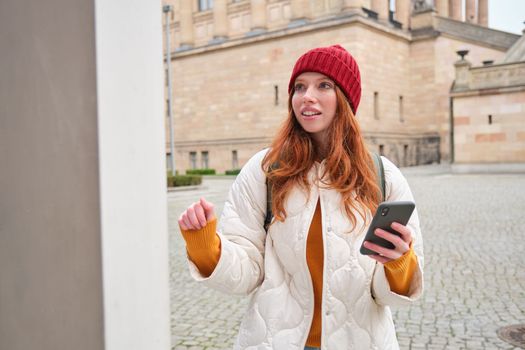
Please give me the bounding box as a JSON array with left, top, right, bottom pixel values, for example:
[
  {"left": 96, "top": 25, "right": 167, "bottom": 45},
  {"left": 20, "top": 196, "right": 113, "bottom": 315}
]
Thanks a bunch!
[
  {"left": 186, "top": 149, "right": 268, "bottom": 296},
  {"left": 371, "top": 156, "right": 424, "bottom": 307}
]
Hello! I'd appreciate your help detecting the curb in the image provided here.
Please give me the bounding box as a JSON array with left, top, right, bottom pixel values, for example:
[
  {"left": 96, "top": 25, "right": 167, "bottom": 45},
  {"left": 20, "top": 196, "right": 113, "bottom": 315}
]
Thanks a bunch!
[
  {"left": 168, "top": 185, "right": 208, "bottom": 192},
  {"left": 202, "top": 175, "right": 238, "bottom": 179},
  {"left": 451, "top": 163, "right": 525, "bottom": 174},
  {"left": 399, "top": 164, "right": 451, "bottom": 175}
]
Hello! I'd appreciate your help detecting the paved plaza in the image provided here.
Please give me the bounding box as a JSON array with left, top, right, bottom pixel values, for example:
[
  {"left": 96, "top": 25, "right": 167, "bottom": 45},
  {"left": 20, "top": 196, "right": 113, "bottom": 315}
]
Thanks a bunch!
[{"left": 168, "top": 167, "right": 525, "bottom": 350}]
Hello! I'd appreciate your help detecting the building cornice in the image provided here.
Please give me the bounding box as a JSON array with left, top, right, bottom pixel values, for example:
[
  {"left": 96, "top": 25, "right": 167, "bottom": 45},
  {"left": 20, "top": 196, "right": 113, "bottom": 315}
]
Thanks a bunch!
[
  {"left": 169, "top": 11, "right": 521, "bottom": 60},
  {"left": 170, "top": 13, "right": 411, "bottom": 60},
  {"left": 433, "top": 16, "right": 519, "bottom": 51},
  {"left": 173, "top": 136, "right": 271, "bottom": 147},
  {"left": 364, "top": 131, "right": 440, "bottom": 139},
  {"left": 170, "top": 132, "right": 441, "bottom": 149}
]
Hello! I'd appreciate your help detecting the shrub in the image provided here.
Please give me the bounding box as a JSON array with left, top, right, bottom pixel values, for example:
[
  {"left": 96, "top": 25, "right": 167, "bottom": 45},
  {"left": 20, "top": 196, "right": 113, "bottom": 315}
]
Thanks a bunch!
[
  {"left": 186, "top": 168, "right": 216, "bottom": 175},
  {"left": 167, "top": 175, "right": 202, "bottom": 187},
  {"left": 225, "top": 168, "right": 242, "bottom": 175}
]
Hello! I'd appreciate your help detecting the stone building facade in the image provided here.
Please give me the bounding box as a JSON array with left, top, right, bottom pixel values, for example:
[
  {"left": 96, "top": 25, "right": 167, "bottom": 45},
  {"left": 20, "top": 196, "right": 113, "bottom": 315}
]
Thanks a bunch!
[
  {"left": 451, "top": 32, "right": 525, "bottom": 165},
  {"left": 162, "top": 0, "right": 520, "bottom": 173}
]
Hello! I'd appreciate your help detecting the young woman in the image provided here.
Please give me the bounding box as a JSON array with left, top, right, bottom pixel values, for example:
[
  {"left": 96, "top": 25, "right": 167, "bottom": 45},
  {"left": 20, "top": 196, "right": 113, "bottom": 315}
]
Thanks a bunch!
[{"left": 178, "top": 45, "right": 424, "bottom": 350}]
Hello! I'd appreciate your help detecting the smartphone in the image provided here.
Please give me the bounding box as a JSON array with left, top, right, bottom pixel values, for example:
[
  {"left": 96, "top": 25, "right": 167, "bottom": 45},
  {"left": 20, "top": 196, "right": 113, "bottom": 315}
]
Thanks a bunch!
[{"left": 359, "top": 201, "right": 415, "bottom": 255}]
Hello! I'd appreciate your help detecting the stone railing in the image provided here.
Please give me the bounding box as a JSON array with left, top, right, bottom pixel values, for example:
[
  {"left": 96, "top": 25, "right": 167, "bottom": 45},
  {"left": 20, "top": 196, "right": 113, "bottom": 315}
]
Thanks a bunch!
[
  {"left": 453, "top": 60, "right": 525, "bottom": 92},
  {"left": 469, "top": 62, "right": 525, "bottom": 90}
]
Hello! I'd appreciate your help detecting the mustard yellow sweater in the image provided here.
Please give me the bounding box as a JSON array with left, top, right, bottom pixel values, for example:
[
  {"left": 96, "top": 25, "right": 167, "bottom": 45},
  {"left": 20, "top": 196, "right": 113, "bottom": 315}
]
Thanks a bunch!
[{"left": 180, "top": 200, "right": 417, "bottom": 348}]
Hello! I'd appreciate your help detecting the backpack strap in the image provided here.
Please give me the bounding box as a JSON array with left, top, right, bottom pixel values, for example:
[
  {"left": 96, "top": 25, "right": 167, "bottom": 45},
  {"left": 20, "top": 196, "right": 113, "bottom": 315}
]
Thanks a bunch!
[
  {"left": 264, "top": 177, "right": 272, "bottom": 232},
  {"left": 264, "top": 162, "right": 278, "bottom": 232},
  {"left": 371, "top": 152, "right": 386, "bottom": 202}
]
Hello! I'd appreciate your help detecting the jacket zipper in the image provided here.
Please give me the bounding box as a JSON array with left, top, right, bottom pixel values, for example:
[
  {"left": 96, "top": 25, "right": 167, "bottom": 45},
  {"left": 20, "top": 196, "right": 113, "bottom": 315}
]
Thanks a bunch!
[
  {"left": 319, "top": 189, "right": 328, "bottom": 350},
  {"left": 301, "top": 190, "right": 320, "bottom": 350}
]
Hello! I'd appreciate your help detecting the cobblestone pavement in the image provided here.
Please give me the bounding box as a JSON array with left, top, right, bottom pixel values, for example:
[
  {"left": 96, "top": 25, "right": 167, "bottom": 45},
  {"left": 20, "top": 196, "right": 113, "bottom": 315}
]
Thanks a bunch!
[{"left": 168, "top": 170, "right": 525, "bottom": 350}]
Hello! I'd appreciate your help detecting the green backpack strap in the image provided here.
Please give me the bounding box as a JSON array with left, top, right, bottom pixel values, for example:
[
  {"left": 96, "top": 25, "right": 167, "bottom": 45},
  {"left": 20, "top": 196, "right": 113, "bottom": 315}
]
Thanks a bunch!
[
  {"left": 264, "top": 178, "right": 272, "bottom": 232},
  {"left": 265, "top": 155, "right": 385, "bottom": 232},
  {"left": 371, "top": 152, "right": 386, "bottom": 202},
  {"left": 264, "top": 162, "right": 278, "bottom": 232}
]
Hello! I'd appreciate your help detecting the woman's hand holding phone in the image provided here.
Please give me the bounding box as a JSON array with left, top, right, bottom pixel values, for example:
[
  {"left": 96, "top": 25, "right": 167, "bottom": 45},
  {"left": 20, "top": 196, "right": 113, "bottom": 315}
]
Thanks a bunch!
[
  {"left": 362, "top": 222, "right": 412, "bottom": 264},
  {"left": 360, "top": 201, "right": 415, "bottom": 263}
]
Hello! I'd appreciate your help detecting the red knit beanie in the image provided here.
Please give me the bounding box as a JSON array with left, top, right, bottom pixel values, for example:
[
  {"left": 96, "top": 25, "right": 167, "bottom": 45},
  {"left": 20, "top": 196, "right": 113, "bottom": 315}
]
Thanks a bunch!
[{"left": 288, "top": 45, "right": 361, "bottom": 114}]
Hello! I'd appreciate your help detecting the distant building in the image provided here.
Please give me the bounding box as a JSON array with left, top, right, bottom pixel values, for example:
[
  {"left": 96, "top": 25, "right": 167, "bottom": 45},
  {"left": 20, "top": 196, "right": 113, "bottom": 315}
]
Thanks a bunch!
[
  {"left": 451, "top": 30, "right": 525, "bottom": 166},
  {"left": 162, "top": 0, "right": 520, "bottom": 173}
]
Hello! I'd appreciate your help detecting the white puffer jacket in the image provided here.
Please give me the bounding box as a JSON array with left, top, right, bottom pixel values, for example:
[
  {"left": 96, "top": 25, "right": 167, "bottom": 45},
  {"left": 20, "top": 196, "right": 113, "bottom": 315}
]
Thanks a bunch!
[{"left": 187, "top": 149, "right": 424, "bottom": 350}]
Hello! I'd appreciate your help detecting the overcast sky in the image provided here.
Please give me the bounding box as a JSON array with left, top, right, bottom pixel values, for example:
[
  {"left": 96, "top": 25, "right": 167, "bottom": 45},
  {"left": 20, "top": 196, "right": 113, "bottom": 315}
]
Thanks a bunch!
[{"left": 488, "top": 0, "right": 524, "bottom": 34}]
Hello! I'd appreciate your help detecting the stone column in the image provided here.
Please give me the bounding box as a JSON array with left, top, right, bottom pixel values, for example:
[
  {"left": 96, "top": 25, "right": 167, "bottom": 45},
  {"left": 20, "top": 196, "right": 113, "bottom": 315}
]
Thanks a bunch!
[
  {"left": 213, "top": 0, "right": 228, "bottom": 38},
  {"left": 434, "top": 0, "right": 449, "bottom": 17},
  {"left": 449, "top": 0, "right": 462, "bottom": 20},
  {"left": 465, "top": 0, "right": 477, "bottom": 23},
  {"left": 478, "top": 0, "right": 488, "bottom": 26},
  {"left": 343, "top": 0, "right": 364, "bottom": 12},
  {"left": 371, "top": 0, "right": 389, "bottom": 21},
  {"left": 454, "top": 50, "right": 472, "bottom": 90},
  {"left": 179, "top": 0, "right": 194, "bottom": 47},
  {"left": 395, "top": 0, "right": 410, "bottom": 28},
  {"left": 290, "top": 0, "right": 310, "bottom": 21},
  {"left": 250, "top": 0, "right": 267, "bottom": 30}
]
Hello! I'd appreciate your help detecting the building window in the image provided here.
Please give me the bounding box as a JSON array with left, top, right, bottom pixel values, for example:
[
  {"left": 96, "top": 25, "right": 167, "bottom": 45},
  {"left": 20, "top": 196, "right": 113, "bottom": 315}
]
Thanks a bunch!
[
  {"left": 379, "top": 144, "right": 384, "bottom": 156},
  {"left": 399, "top": 95, "right": 404, "bottom": 123},
  {"left": 232, "top": 150, "right": 239, "bottom": 169},
  {"left": 390, "top": 0, "right": 396, "bottom": 12},
  {"left": 189, "top": 151, "right": 197, "bottom": 169},
  {"left": 488, "top": 115, "right": 492, "bottom": 124},
  {"left": 199, "top": 0, "right": 213, "bottom": 11},
  {"left": 201, "top": 151, "right": 209, "bottom": 169},
  {"left": 374, "top": 92, "right": 379, "bottom": 120},
  {"left": 274, "top": 85, "right": 279, "bottom": 106},
  {"left": 403, "top": 144, "right": 408, "bottom": 166}
]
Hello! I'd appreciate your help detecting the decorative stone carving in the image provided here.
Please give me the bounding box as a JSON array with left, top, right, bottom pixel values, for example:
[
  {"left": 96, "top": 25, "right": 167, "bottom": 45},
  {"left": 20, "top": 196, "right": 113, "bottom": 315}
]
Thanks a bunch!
[{"left": 413, "top": 0, "right": 433, "bottom": 13}]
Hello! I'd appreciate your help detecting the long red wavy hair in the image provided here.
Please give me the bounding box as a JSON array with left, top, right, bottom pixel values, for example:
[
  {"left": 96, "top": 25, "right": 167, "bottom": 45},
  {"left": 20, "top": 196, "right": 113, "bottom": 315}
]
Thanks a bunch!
[{"left": 262, "top": 86, "right": 382, "bottom": 228}]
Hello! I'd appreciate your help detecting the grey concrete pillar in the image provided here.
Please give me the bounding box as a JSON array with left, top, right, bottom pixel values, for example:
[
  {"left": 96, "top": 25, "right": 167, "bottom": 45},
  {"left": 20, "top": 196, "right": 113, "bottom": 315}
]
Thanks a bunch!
[
  {"left": 478, "top": 0, "right": 488, "bottom": 26},
  {"left": 449, "top": 0, "right": 462, "bottom": 20},
  {"left": 395, "top": 0, "right": 411, "bottom": 28},
  {"left": 465, "top": 0, "right": 477, "bottom": 23},
  {"left": 371, "top": 0, "right": 389, "bottom": 21},
  {"left": 250, "top": 0, "right": 267, "bottom": 30},
  {"left": 180, "top": 0, "right": 195, "bottom": 46},
  {"left": 213, "top": 0, "right": 228, "bottom": 38},
  {"left": 0, "top": 0, "right": 171, "bottom": 349},
  {"left": 435, "top": 0, "right": 449, "bottom": 17}
]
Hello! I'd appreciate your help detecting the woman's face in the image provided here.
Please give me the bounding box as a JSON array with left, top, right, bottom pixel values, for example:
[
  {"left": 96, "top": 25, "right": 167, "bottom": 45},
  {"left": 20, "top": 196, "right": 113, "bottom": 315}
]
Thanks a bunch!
[{"left": 291, "top": 72, "right": 337, "bottom": 144}]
